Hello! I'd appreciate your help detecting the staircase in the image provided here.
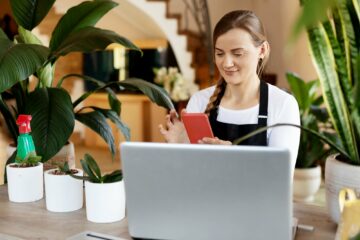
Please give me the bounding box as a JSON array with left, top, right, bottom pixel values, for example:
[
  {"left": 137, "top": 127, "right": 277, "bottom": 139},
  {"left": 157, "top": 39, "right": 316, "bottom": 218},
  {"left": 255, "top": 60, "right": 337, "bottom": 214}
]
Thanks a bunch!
[
  {"left": 51, "top": 0, "right": 213, "bottom": 89},
  {"left": 150, "top": 0, "right": 216, "bottom": 89}
]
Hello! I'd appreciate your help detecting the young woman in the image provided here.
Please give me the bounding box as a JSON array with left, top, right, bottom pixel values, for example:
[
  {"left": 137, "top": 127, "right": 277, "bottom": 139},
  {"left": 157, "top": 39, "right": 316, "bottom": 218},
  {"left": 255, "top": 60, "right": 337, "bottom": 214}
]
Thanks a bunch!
[{"left": 159, "top": 10, "right": 300, "bottom": 170}]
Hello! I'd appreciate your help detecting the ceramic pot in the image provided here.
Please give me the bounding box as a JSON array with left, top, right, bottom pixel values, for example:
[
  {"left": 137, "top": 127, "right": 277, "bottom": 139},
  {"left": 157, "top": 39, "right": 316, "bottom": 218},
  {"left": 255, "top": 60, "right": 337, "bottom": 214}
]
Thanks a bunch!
[
  {"left": 325, "top": 154, "right": 360, "bottom": 223},
  {"left": 85, "top": 180, "right": 125, "bottom": 223},
  {"left": 44, "top": 169, "right": 83, "bottom": 212},
  {"left": 293, "top": 165, "right": 321, "bottom": 202},
  {"left": 6, "top": 162, "right": 43, "bottom": 202}
]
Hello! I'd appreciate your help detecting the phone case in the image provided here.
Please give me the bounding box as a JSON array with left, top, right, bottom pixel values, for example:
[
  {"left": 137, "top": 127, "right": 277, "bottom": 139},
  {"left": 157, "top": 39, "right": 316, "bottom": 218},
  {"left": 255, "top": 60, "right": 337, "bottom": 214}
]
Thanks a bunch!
[{"left": 181, "top": 113, "right": 214, "bottom": 144}]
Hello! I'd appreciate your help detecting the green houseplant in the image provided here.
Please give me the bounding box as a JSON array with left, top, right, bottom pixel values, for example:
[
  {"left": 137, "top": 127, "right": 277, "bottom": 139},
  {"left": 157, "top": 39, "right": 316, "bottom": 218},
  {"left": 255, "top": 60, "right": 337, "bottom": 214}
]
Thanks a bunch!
[
  {"left": 294, "top": 0, "right": 360, "bottom": 222},
  {"left": 0, "top": 0, "right": 173, "bottom": 167},
  {"left": 286, "top": 72, "right": 330, "bottom": 169},
  {"left": 286, "top": 72, "right": 336, "bottom": 202},
  {"left": 72, "top": 153, "right": 124, "bottom": 223}
]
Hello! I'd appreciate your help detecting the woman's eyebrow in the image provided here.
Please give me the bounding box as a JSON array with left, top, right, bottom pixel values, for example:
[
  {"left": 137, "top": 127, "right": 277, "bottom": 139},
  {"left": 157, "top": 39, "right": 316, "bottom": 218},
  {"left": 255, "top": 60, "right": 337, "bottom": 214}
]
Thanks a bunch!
[{"left": 214, "top": 47, "right": 245, "bottom": 52}]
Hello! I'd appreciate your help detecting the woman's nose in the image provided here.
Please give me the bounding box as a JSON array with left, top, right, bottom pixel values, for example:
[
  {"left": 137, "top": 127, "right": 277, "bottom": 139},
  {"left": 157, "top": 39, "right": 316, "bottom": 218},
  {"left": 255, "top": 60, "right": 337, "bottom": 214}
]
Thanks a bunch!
[{"left": 223, "top": 55, "right": 235, "bottom": 68}]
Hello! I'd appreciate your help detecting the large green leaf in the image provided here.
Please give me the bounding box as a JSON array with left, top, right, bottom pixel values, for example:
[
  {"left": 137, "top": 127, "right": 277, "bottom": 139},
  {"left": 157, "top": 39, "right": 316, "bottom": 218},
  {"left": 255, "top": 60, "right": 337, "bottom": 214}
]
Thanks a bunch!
[
  {"left": 290, "top": 0, "right": 335, "bottom": 42},
  {"left": 0, "top": 96, "right": 18, "bottom": 141},
  {"left": 25, "top": 88, "right": 75, "bottom": 162},
  {"left": 286, "top": 72, "right": 309, "bottom": 111},
  {"left": 119, "top": 78, "right": 175, "bottom": 110},
  {"left": 75, "top": 110, "right": 115, "bottom": 157},
  {"left": 18, "top": 26, "right": 54, "bottom": 87},
  {"left": 88, "top": 107, "right": 130, "bottom": 141},
  {"left": 0, "top": 28, "right": 8, "bottom": 39},
  {"left": 50, "top": 27, "right": 140, "bottom": 59},
  {"left": 49, "top": 0, "right": 118, "bottom": 52},
  {"left": 0, "top": 39, "right": 49, "bottom": 92},
  {"left": 10, "top": 0, "right": 55, "bottom": 30},
  {"left": 323, "top": 20, "right": 354, "bottom": 110},
  {"left": 335, "top": 0, "right": 358, "bottom": 84},
  {"left": 307, "top": 24, "right": 359, "bottom": 163}
]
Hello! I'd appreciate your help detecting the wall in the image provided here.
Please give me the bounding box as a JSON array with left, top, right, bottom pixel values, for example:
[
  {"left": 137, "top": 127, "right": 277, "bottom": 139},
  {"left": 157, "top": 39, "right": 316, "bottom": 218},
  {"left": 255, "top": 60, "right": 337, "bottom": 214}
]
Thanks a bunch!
[
  {"left": 167, "top": 0, "right": 317, "bottom": 88},
  {"left": 206, "top": 0, "right": 317, "bottom": 88}
]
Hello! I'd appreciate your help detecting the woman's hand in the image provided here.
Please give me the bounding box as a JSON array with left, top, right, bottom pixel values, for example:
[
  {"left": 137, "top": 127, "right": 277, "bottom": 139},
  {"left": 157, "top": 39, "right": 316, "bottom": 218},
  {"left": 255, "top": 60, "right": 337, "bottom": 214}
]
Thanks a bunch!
[
  {"left": 198, "top": 137, "right": 232, "bottom": 145},
  {"left": 159, "top": 109, "right": 190, "bottom": 143}
]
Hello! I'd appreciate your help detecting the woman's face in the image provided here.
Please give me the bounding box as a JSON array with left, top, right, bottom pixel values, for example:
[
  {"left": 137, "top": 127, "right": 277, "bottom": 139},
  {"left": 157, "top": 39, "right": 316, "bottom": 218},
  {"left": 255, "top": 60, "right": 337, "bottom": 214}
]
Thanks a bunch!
[{"left": 214, "top": 28, "right": 264, "bottom": 85}]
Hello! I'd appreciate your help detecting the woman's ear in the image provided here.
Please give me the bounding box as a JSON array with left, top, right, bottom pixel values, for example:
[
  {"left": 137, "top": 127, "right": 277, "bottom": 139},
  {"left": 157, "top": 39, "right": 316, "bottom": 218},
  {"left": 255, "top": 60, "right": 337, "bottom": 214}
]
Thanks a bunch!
[{"left": 259, "top": 41, "right": 270, "bottom": 59}]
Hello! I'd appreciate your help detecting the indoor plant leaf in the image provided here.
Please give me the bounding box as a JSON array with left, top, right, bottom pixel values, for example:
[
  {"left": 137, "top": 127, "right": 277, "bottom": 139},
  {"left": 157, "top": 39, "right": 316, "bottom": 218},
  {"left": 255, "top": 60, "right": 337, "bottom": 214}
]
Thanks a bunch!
[
  {"left": 308, "top": 23, "right": 359, "bottom": 163},
  {"left": 0, "top": 39, "right": 49, "bottom": 93},
  {"left": 82, "top": 153, "right": 102, "bottom": 181},
  {"left": 119, "top": 78, "right": 175, "bottom": 110},
  {"left": 87, "top": 107, "right": 130, "bottom": 141},
  {"left": 17, "top": 26, "right": 54, "bottom": 87},
  {"left": 25, "top": 88, "right": 75, "bottom": 162},
  {"left": 286, "top": 72, "right": 310, "bottom": 110},
  {"left": 50, "top": 27, "right": 140, "bottom": 59},
  {"left": 0, "top": 28, "right": 8, "bottom": 39},
  {"left": 80, "top": 155, "right": 100, "bottom": 183},
  {"left": 49, "top": 0, "right": 118, "bottom": 52},
  {"left": 102, "top": 170, "right": 122, "bottom": 183},
  {"left": 9, "top": 0, "right": 55, "bottom": 31},
  {"left": 75, "top": 110, "right": 116, "bottom": 157}
]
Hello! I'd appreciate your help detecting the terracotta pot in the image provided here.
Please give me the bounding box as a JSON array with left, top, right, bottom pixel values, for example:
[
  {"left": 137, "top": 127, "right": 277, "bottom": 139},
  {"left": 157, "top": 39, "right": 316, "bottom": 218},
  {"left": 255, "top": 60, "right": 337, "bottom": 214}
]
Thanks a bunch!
[
  {"left": 325, "top": 154, "right": 360, "bottom": 223},
  {"left": 293, "top": 165, "right": 321, "bottom": 202}
]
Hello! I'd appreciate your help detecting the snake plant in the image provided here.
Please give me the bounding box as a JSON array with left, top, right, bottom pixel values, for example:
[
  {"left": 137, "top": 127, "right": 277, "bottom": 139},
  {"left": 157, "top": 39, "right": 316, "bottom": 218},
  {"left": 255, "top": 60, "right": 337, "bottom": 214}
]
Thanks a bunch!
[
  {"left": 303, "top": 0, "right": 360, "bottom": 165},
  {"left": 0, "top": 0, "right": 174, "bottom": 163}
]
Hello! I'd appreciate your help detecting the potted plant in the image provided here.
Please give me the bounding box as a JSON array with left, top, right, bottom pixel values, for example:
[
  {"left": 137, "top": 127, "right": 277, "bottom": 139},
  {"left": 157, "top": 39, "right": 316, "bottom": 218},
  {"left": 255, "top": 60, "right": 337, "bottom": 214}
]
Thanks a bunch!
[
  {"left": 72, "top": 153, "right": 125, "bottom": 223},
  {"left": 286, "top": 72, "right": 335, "bottom": 202},
  {"left": 44, "top": 161, "right": 83, "bottom": 212},
  {"left": 6, "top": 152, "right": 43, "bottom": 203},
  {"left": 0, "top": 0, "right": 174, "bottom": 175},
  {"left": 295, "top": 0, "right": 360, "bottom": 222}
]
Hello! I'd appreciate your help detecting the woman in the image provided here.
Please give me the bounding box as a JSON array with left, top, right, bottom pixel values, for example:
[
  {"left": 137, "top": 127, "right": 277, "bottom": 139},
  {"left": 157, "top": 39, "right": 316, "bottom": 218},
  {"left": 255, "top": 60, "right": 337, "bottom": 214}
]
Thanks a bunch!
[{"left": 159, "top": 10, "right": 300, "bottom": 170}]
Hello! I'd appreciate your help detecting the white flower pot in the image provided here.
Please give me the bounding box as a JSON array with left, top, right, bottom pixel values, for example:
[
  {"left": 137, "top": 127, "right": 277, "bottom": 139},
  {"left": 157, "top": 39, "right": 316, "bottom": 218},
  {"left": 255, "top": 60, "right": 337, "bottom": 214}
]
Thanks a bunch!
[
  {"left": 44, "top": 169, "right": 83, "bottom": 212},
  {"left": 325, "top": 154, "right": 360, "bottom": 223},
  {"left": 6, "top": 162, "right": 43, "bottom": 203},
  {"left": 85, "top": 180, "right": 125, "bottom": 223},
  {"left": 293, "top": 165, "right": 321, "bottom": 202}
]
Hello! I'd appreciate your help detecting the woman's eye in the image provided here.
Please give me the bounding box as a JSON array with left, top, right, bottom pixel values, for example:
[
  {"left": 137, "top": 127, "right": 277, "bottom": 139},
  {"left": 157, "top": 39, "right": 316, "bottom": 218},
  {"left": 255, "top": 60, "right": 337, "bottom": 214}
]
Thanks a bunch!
[
  {"left": 216, "top": 53, "right": 224, "bottom": 57},
  {"left": 234, "top": 53, "right": 243, "bottom": 57}
]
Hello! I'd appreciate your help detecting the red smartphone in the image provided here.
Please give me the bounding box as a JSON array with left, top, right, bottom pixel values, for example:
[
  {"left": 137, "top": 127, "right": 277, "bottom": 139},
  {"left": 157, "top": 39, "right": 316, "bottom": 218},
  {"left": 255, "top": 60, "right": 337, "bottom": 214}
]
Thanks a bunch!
[{"left": 181, "top": 112, "right": 214, "bottom": 144}]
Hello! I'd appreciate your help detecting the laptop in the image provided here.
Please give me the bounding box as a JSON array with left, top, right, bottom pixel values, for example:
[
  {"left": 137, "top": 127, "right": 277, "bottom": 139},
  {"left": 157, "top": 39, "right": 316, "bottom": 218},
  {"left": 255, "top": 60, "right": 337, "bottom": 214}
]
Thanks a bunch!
[{"left": 120, "top": 142, "right": 292, "bottom": 240}]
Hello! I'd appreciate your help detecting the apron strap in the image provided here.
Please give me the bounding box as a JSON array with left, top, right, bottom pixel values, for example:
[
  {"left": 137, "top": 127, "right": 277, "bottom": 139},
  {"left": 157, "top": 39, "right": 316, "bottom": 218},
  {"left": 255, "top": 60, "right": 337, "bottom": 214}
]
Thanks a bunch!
[{"left": 257, "top": 81, "right": 268, "bottom": 127}]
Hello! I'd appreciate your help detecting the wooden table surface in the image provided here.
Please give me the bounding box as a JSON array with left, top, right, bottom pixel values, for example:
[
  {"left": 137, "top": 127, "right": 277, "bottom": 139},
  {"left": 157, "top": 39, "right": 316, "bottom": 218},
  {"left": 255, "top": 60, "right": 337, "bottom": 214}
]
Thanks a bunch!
[{"left": 0, "top": 185, "right": 337, "bottom": 239}]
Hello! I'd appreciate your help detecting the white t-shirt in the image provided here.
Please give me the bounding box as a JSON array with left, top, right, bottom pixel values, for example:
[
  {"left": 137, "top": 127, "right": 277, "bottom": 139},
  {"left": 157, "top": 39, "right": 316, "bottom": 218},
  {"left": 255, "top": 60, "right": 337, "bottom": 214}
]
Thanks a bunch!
[{"left": 186, "top": 84, "right": 300, "bottom": 172}]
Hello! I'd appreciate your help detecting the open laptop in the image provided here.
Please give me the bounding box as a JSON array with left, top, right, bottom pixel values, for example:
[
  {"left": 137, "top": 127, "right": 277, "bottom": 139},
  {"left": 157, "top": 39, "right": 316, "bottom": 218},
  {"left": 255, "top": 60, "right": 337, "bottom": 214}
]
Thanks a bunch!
[{"left": 120, "top": 142, "right": 292, "bottom": 240}]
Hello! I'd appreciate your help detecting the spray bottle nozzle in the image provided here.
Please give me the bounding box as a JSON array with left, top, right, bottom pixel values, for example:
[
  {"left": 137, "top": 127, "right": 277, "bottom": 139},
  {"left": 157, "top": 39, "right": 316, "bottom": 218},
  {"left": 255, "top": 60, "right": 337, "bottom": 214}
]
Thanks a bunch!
[{"left": 16, "top": 114, "right": 32, "bottom": 134}]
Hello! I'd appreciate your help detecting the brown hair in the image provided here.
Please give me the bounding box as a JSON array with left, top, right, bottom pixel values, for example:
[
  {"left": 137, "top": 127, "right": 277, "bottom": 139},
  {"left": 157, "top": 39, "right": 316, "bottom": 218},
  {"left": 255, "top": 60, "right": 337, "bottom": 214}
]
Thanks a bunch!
[{"left": 204, "top": 10, "right": 269, "bottom": 115}]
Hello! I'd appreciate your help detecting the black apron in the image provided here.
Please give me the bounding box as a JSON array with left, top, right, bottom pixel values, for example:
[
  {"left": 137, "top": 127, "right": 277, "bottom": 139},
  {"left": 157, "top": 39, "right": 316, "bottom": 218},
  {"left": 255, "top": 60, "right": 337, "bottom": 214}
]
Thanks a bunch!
[{"left": 209, "top": 81, "right": 268, "bottom": 146}]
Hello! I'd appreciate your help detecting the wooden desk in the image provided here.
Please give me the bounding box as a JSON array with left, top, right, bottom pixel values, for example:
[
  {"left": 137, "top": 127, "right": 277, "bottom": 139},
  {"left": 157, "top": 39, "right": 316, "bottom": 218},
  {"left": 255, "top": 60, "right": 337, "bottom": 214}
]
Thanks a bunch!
[{"left": 0, "top": 186, "right": 336, "bottom": 239}]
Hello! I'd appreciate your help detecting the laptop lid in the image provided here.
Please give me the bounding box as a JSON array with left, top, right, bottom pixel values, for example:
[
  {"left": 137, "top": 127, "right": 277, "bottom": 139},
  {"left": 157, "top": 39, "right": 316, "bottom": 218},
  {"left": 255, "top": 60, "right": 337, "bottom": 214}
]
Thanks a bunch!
[{"left": 121, "top": 142, "right": 292, "bottom": 240}]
